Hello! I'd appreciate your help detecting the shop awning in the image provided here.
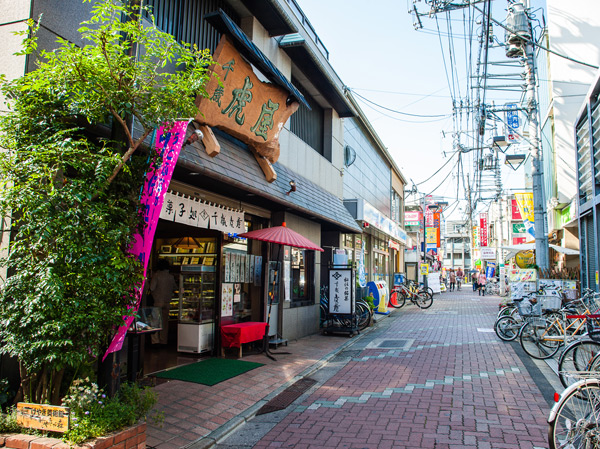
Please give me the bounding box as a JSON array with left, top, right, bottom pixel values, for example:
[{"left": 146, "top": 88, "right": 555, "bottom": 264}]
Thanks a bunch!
[
  {"left": 501, "top": 243, "right": 580, "bottom": 259},
  {"left": 177, "top": 130, "right": 362, "bottom": 234}
]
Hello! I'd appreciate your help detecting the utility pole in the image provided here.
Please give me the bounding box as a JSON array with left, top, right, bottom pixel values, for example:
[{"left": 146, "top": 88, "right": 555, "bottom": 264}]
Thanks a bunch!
[{"left": 523, "top": 5, "right": 549, "bottom": 270}]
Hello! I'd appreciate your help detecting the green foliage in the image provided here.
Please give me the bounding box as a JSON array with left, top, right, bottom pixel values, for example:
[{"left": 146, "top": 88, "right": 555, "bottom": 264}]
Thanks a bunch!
[
  {"left": 0, "top": 0, "right": 214, "bottom": 404},
  {"left": 0, "top": 408, "right": 23, "bottom": 434},
  {"left": 362, "top": 296, "right": 375, "bottom": 311},
  {"left": 62, "top": 380, "right": 158, "bottom": 445},
  {"left": 0, "top": 379, "right": 14, "bottom": 411}
]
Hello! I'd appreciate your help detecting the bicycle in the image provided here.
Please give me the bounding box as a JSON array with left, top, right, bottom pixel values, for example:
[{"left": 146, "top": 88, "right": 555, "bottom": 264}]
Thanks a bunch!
[
  {"left": 520, "top": 295, "right": 600, "bottom": 360},
  {"left": 320, "top": 286, "right": 371, "bottom": 332},
  {"left": 548, "top": 314, "right": 600, "bottom": 449},
  {"left": 389, "top": 282, "right": 433, "bottom": 309}
]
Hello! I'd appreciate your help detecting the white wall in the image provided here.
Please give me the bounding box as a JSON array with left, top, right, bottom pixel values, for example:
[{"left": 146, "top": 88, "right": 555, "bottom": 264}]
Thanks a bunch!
[{"left": 546, "top": 0, "right": 600, "bottom": 203}]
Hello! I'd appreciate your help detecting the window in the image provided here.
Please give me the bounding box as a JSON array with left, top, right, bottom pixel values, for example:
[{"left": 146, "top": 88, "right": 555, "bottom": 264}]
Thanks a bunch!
[
  {"left": 289, "top": 77, "right": 325, "bottom": 156},
  {"left": 291, "top": 247, "right": 314, "bottom": 307},
  {"left": 391, "top": 190, "right": 402, "bottom": 224}
]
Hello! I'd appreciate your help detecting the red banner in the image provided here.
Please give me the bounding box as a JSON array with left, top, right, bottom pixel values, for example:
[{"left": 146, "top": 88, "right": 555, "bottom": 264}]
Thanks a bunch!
[
  {"left": 480, "top": 213, "right": 488, "bottom": 247},
  {"left": 511, "top": 199, "right": 522, "bottom": 220}
]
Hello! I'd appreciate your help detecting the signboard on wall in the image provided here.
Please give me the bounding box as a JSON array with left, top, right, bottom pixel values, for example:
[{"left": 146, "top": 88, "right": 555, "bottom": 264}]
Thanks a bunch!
[
  {"left": 195, "top": 36, "right": 299, "bottom": 166},
  {"left": 481, "top": 247, "right": 496, "bottom": 260},
  {"left": 479, "top": 213, "right": 488, "bottom": 247},
  {"left": 404, "top": 211, "right": 422, "bottom": 226},
  {"left": 160, "top": 191, "right": 245, "bottom": 233},
  {"left": 472, "top": 226, "right": 480, "bottom": 248}
]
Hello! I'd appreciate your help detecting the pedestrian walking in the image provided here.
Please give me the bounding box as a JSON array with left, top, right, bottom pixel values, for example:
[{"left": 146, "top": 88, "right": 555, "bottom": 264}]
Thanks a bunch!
[
  {"left": 456, "top": 267, "right": 464, "bottom": 291},
  {"left": 478, "top": 270, "right": 487, "bottom": 296},
  {"left": 449, "top": 269, "right": 456, "bottom": 291}
]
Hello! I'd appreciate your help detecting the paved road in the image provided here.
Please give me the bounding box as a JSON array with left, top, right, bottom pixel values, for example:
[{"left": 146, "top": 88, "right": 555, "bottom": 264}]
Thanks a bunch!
[{"left": 216, "top": 289, "right": 553, "bottom": 449}]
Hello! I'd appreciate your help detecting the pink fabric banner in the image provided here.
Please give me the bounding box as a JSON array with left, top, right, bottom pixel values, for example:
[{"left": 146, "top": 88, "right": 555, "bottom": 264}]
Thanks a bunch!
[{"left": 103, "top": 121, "right": 188, "bottom": 360}]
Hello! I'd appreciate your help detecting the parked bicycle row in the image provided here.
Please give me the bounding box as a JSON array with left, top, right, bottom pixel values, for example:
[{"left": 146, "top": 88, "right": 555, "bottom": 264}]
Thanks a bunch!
[{"left": 493, "top": 287, "right": 600, "bottom": 448}]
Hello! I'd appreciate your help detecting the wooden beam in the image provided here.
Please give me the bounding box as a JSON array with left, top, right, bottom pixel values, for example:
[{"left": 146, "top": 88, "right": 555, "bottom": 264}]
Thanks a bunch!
[
  {"left": 249, "top": 145, "right": 277, "bottom": 183},
  {"left": 199, "top": 125, "right": 220, "bottom": 157}
]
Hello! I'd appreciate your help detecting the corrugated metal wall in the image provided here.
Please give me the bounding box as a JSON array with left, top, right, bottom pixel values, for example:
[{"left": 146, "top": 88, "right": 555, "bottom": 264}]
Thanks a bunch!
[
  {"left": 289, "top": 77, "right": 324, "bottom": 157},
  {"left": 143, "top": 0, "right": 239, "bottom": 53}
]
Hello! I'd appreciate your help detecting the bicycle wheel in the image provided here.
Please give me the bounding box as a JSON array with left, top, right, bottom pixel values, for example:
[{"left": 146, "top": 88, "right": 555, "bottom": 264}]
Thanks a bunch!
[
  {"left": 494, "top": 315, "right": 521, "bottom": 342},
  {"left": 520, "top": 318, "right": 562, "bottom": 359},
  {"left": 415, "top": 292, "right": 433, "bottom": 309},
  {"left": 356, "top": 303, "right": 371, "bottom": 331},
  {"left": 558, "top": 340, "right": 600, "bottom": 389},
  {"left": 389, "top": 290, "right": 405, "bottom": 308},
  {"left": 549, "top": 379, "right": 600, "bottom": 449}
]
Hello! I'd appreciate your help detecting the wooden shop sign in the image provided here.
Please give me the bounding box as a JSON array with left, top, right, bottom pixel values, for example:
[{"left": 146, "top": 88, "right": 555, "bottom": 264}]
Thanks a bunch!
[
  {"left": 195, "top": 36, "right": 299, "bottom": 182},
  {"left": 16, "top": 402, "right": 70, "bottom": 432}
]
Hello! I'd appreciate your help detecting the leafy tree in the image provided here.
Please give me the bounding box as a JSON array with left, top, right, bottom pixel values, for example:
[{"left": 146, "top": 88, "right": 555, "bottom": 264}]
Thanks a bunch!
[{"left": 0, "top": 0, "right": 214, "bottom": 404}]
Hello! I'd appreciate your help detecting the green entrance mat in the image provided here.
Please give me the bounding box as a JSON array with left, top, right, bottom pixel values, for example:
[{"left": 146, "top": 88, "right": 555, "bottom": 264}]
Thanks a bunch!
[{"left": 153, "top": 358, "right": 264, "bottom": 386}]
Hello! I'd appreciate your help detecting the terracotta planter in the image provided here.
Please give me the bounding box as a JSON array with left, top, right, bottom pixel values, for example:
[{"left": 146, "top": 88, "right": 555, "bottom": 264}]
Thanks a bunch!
[{"left": 0, "top": 422, "right": 146, "bottom": 449}]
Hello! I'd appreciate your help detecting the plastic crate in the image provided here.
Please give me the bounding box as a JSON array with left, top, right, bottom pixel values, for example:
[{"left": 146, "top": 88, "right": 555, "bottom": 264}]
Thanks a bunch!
[{"left": 539, "top": 295, "right": 562, "bottom": 311}]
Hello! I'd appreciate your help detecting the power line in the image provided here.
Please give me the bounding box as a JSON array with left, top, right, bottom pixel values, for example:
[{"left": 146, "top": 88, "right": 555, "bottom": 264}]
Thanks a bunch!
[
  {"left": 349, "top": 89, "right": 451, "bottom": 118},
  {"left": 416, "top": 151, "right": 459, "bottom": 185}
]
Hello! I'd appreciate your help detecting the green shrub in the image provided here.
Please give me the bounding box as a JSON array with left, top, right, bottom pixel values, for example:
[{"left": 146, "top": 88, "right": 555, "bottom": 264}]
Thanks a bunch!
[
  {"left": 0, "top": 408, "right": 23, "bottom": 434},
  {"left": 60, "top": 379, "right": 158, "bottom": 444}
]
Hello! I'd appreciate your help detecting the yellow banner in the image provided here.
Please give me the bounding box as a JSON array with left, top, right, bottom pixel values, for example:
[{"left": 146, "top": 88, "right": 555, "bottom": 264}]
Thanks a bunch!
[
  {"left": 514, "top": 192, "right": 534, "bottom": 222},
  {"left": 426, "top": 227, "right": 437, "bottom": 244},
  {"left": 514, "top": 192, "right": 535, "bottom": 241},
  {"left": 472, "top": 226, "right": 479, "bottom": 249}
]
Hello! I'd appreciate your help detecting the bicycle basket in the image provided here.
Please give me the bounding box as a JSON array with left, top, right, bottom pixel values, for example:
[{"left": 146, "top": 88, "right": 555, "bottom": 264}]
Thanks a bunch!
[
  {"left": 539, "top": 295, "right": 562, "bottom": 312},
  {"left": 516, "top": 299, "right": 541, "bottom": 317},
  {"left": 586, "top": 317, "right": 600, "bottom": 343}
]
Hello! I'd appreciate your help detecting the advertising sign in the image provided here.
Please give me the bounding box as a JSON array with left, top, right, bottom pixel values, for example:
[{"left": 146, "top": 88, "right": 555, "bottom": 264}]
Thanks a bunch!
[
  {"left": 511, "top": 199, "right": 523, "bottom": 220},
  {"left": 329, "top": 269, "right": 353, "bottom": 314},
  {"left": 513, "top": 237, "right": 527, "bottom": 245},
  {"left": 481, "top": 247, "right": 496, "bottom": 260},
  {"left": 420, "top": 263, "right": 429, "bottom": 275},
  {"left": 426, "top": 227, "right": 438, "bottom": 244},
  {"left": 404, "top": 211, "right": 422, "bottom": 226},
  {"left": 425, "top": 208, "right": 434, "bottom": 227},
  {"left": 514, "top": 192, "right": 535, "bottom": 241},
  {"left": 479, "top": 213, "right": 489, "bottom": 247},
  {"left": 512, "top": 223, "right": 526, "bottom": 234},
  {"left": 195, "top": 36, "right": 300, "bottom": 169},
  {"left": 472, "top": 226, "right": 480, "bottom": 249}
]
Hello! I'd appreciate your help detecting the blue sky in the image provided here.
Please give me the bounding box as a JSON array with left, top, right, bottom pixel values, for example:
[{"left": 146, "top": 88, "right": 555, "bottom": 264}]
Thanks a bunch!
[{"left": 296, "top": 0, "right": 537, "bottom": 217}]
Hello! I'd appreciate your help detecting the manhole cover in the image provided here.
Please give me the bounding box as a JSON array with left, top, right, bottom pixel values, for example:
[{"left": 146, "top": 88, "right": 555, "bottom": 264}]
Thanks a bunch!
[
  {"left": 256, "top": 378, "right": 317, "bottom": 415},
  {"left": 366, "top": 338, "right": 414, "bottom": 350}
]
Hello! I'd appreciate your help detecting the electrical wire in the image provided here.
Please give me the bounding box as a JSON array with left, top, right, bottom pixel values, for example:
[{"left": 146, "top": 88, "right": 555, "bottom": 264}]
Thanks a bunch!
[
  {"left": 416, "top": 151, "right": 459, "bottom": 185},
  {"left": 349, "top": 89, "right": 451, "bottom": 118},
  {"left": 426, "top": 157, "right": 461, "bottom": 196}
]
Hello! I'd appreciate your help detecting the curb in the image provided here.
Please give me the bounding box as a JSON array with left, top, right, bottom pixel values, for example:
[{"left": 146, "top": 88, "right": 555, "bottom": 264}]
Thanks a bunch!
[{"left": 184, "top": 312, "right": 385, "bottom": 449}]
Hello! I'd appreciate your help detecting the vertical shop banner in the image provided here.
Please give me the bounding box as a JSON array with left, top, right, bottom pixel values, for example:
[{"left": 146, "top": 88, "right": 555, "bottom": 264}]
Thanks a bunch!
[
  {"left": 433, "top": 212, "right": 441, "bottom": 247},
  {"left": 479, "top": 213, "right": 489, "bottom": 247},
  {"left": 514, "top": 192, "right": 535, "bottom": 241},
  {"left": 221, "top": 284, "right": 233, "bottom": 317},
  {"left": 425, "top": 208, "right": 434, "bottom": 227},
  {"left": 472, "top": 226, "right": 480, "bottom": 249},
  {"left": 104, "top": 121, "right": 188, "bottom": 360},
  {"left": 358, "top": 241, "right": 367, "bottom": 288},
  {"left": 254, "top": 256, "right": 263, "bottom": 286}
]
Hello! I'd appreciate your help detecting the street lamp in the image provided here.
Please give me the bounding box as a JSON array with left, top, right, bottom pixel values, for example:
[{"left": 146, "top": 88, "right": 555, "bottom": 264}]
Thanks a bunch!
[{"left": 505, "top": 153, "right": 527, "bottom": 171}]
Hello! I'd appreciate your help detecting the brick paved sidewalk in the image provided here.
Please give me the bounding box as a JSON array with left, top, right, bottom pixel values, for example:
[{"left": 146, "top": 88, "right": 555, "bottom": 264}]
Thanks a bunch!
[
  {"left": 247, "top": 290, "right": 551, "bottom": 449},
  {"left": 146, "top": 319, "right": 376, "bottom": 449}
]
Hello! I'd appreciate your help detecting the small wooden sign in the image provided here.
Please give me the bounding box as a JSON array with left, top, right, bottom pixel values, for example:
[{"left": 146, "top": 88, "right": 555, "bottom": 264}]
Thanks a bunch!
[{"left": 17, "top": 402, "right": 70, "bottom": 433}]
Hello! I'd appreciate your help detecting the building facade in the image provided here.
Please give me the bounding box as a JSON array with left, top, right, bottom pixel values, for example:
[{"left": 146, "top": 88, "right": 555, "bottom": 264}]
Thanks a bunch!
[{"left": 0, "top": 0, "right": 407, "bottom": 379}]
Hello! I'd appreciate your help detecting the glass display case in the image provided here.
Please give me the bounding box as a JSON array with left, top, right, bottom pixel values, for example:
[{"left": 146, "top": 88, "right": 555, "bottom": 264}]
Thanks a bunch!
[
  {"left": 128, "top": 307, "right": 162, "bottom": 334},
  {"left": 177, "top": 264, "right": 216, "bottom": 353}
]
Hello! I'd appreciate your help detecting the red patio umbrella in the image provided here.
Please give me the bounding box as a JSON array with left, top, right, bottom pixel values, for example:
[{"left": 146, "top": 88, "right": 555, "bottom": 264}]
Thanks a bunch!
[
  {"left": 237, "top": 222, "right": 324, "bottom": 252},
  {"left": 237, "top": 222, "right": 322, "bottom": 360}
]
